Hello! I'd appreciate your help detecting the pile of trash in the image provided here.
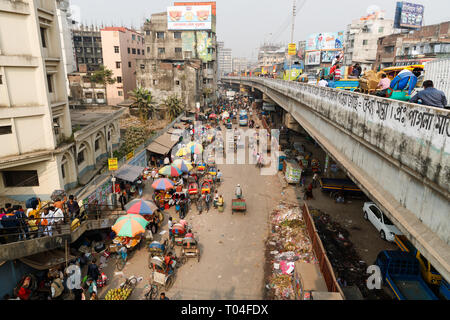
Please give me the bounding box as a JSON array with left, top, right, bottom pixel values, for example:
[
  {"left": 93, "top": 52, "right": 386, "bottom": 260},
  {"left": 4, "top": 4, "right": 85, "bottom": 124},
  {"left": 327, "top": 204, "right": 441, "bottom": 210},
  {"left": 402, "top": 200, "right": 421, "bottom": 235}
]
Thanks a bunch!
[
  {"left": 310, "top": 208, "right": 390, "bottom": 300},
  {"left": 265, "top": 202, "right": 317, "bottom": 300}
]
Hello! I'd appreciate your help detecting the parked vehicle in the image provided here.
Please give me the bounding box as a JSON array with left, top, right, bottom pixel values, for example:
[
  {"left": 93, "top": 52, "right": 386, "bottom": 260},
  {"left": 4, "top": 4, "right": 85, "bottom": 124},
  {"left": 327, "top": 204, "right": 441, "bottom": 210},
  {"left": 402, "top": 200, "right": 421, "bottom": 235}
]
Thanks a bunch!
[
  {"left": 375, "top": 250, "right": 438, "bottom": 300},
  {"left": 363, "top": 202, "right": 402, "bottom": 242},
  {"left": 319, "top": 178, "right": 364, "bottom": 197},
  {"left": 181, "top": 237, "right": 200, "bottom": 262},
  {"left": 394, "top": 234, "right": 442, "bottom": 286},
  {"left": 231, "top": 198, "right": 246, "bottom": 215}
]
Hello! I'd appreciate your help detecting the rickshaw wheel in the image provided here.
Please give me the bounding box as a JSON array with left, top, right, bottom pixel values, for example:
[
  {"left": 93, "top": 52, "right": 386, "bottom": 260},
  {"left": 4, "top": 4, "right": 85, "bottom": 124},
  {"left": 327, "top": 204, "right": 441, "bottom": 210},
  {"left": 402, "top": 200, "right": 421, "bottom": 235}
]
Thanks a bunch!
[
  {"left": 147, "top": 255, "right": 153, "bottom": 269},
  {"left": 165, "top": 275, "right": 175, "bottom": 290},
  {"left": 197, "top": 251, "right": 200, "bottom": 262}
]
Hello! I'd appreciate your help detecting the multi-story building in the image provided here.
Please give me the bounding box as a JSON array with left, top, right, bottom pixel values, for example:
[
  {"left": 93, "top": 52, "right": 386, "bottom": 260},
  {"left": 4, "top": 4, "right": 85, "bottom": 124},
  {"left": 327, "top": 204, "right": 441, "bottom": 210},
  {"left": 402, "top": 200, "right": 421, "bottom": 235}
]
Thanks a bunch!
[
  {"left": 0, "top": 0, "right": 124, "bottom": 201},
  {"left": 56, "top": 0, "right": 76, "bottom": 95},
  {"left": 72, "top": 26, "right": 103, "bottom": 72},
  {"left": 218, "top": 41, "right": 232, "bottom": 77},
  {"left": 100, "top": 27, "right": 145, "bottom": 106},
  {"left": 136, "top": 5, "right": 218, "bottom": 112},
  {"left": 68, "top": 69, "right": 107, "bottom": 105},
  {"left": 374, "top": 21, "right": 450, "bottom": 70},
  {"left": 343, "top": 10, "right": 394, "bottom": 70},
  {"left": 257, "top": 44, "right": 286, "bottom": 68},
  {"left": 232, "top": 57, "right": 248, "bottom": 73}
]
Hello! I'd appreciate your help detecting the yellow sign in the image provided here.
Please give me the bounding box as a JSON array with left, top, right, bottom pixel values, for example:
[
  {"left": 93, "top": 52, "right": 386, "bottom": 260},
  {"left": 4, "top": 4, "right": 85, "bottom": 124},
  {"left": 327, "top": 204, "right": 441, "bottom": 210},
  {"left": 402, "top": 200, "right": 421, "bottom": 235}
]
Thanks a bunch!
[
  {"left": 108, "top": 158, "right": 118, "bottom": 171},
  {"left": 126, "top": 151, "right": 134, "bottom": 161},
  {"left": 288, "top": 43, "right": 296, "bottom": 56}
]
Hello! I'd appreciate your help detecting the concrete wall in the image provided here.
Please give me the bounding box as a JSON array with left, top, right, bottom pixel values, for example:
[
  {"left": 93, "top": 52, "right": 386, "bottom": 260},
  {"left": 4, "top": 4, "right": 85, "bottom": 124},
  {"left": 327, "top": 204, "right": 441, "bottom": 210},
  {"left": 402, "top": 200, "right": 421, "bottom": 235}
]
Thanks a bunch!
[{"left": 226, "top": 77, "right": 450, "bottom": 281}]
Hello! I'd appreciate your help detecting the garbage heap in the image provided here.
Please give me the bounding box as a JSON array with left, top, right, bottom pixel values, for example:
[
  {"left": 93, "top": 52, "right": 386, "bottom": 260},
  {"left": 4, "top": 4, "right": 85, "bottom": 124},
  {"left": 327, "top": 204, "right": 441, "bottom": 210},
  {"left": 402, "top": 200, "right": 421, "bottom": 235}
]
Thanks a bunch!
[
  {"left": 265, "top": 202, "right": 317, "bottom": 300},
  {"left": 310, "top": 208, "right": 390, "bottom": 300}
]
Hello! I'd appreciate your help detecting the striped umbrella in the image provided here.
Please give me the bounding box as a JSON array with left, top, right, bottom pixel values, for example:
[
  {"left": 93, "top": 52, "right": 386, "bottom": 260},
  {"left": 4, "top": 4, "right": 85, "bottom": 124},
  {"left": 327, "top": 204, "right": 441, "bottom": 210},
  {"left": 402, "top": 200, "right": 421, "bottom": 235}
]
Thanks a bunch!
[
  {"left": 151, "top": 178, "right": 175, "bottom": 191},
  {"left": 187, "top": 142, "right": 203, "bottom": 155},
  {"left": 172, "top": 159, "right": 193, "bottom": 173},
  {"left": 125, "top": 199, "right": 158, "bottom": 215},
  {"left": 159, "top": 165, "right": 182, "bottom": 177},
  {"left": 112, "top": 214, "right": 148, "bottom": 237}
]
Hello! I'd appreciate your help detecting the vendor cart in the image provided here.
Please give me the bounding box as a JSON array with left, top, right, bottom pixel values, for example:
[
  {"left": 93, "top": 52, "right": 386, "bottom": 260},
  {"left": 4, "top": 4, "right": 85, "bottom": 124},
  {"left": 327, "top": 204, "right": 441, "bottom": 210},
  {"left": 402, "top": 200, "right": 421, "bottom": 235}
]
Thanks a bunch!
[
  {"left": 104, "top": 276, "right": 138, "bottom": 300},
  {"left": 231, "top": 198, "right": 246, "bottom": 215}
]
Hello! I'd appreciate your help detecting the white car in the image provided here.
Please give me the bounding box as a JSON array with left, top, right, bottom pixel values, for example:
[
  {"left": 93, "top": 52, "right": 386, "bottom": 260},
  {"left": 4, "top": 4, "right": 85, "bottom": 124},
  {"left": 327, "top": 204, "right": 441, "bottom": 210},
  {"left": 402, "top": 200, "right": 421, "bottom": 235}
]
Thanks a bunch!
[{"left": 362, "top": 202, "right": 403, "bottom": 242}]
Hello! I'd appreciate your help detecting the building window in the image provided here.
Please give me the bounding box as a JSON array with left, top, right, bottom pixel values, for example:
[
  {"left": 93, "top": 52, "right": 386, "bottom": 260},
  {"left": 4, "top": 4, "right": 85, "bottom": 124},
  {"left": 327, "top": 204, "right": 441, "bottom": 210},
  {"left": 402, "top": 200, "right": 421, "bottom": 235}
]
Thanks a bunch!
[
  {"left": 40, "top": 27, "right": 47, "bottom": 48},
  {"left": 208, "top": 32, "right": 212, "bottom": 38},
  {"left": 0, "top": 125, "right": 12, "bottom": 135},
  {"left": 147, "top": 47, "right": 150, "bottom": 53},
  {"left": 116, "top": 61, "right": 121, "bottom": 68},
  {"left": 157, "top": 32, "right": 165, "bottom": 39},
  {"left": 85, "top": 92, "right": 93, "bottom": 99},
  {"left": 175, "top": 47, "right": 182, "bottom": 53},
  {"left": 118, "top": 91, "right": 123, "bottom": 96},
  {"left": 47, "top": 75, "right": 53, "bottom": 93},
  {"left": 363, "top": 40, "right": 368, "bottom": 46},
  {"left": 142, "top": 50, "right": 145, "bottom": 55},
  {"left": 77, "top": 150, "right": 85, "bottom": 165},
  {"left": 174, "top": 32, "right": 182, "bottom": 39},
  {"left": 3, "top": 170, "right": 39, "bottom": 187},
  {"left": 97, "top": 92, "right": 104, "bottom": 99},
  {"left": 140, "top": 64, "right": 145, "bottom": 70},
  {"left": 158, "top": 48, "right": 165, "bottom": 54},
  {"left": 137, "top": 49, "right": 141, "bottom": 55},
  {"left": 132, "top": 34, "right": 136, "bottom": 41},
  {"left": 128, "top": 47, "right": 130, "bottom": 54},
  {"left": 146, "top": 30, "right": 150, "bottom": 35},
  {"left": 153, "top": 80, "right": 157, "bottom": 85},
  {"left": 138, "top": 36, "right": 141, "bottom": 42},
  {"left": 175, "top": 80, "right": 180, "bottom": 85},
  {"left": 128, "top": 61, "right": 132, "bottom": 68},
  {"left": 114, "top": 46, "right": 119, "bottom": 53},
  {"left": 85, "top": 47, "right": 92, "bottom": 53},
  {"left": 107, "top": 131, "right": 111, "bottom": 141},
  {"left": 0, "top": 75, "right": 2, "bottom": 85},
  {"left": 132, "top": 48, "right": 136, "bottom": 54},
  {"left": 117, "top": 76, "right": 122, "bottom": 83},
  {"left": 95, "top": 139, "right": 100, "bottom": 151},
  {"left": 61, "top": 164, "right": 66, "bottom": 179},
  {"left": 378, "top": 27, "right": 384, "bottom": 33}
]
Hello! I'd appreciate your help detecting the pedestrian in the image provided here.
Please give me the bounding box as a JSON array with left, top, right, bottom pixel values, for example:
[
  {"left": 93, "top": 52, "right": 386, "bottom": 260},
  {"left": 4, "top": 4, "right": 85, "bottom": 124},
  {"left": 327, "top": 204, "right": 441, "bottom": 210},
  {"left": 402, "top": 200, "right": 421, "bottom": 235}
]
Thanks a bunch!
[
  {"left": 318, "top": 77, "right": 328, "bottom": 87},
  {"left": 27, "top": 214, "right": 38, "bottom": 239},
  {"left": 305, "top": 183, "right": 314, "bottom": 200},
  {"left": 168, "top": 217, "right": 174, "bottom": 241},
  {"left": 66, "top": 195, "right": 80, "bottom": 221},
  {"left": 204, "top": 193, "right": 211, "bottom": 212},
  {"left": 375, "top": 74, "right": 391, "bottom": 97},
  {"left": 160, "top": 292, "right": 169, "bottom": 300},
  {"left": 312, "top": 173, "right": 319, "bottom": 188},
  {"left": 410, "top": 80, "right": 447, "bottom": 109},
  {"left": 213, "top": 190, "right": 219, "bottom": 208},
  {"left": 87, "top": 258, "right": 100, "bottom": 283},
  {"left": 86, "top": 278, "right": 97, "bottom": 299},
  {"left": 136, "top": 178, "right": 143, "bottom": 197},
  {"left": 14, "top": 206, "right": 28, "bottom": 241},
  {"left": 119, "top": 191, "right": 127, "bottom": 211},
  {"left": 40, "top": 207, "right": 53, "bottom": 237},
  {"left": 50, "top": 276, "right": 64, "bottom": 300},
  {"left": 49, "top": 206, "right": 64, "bottom": 235}
]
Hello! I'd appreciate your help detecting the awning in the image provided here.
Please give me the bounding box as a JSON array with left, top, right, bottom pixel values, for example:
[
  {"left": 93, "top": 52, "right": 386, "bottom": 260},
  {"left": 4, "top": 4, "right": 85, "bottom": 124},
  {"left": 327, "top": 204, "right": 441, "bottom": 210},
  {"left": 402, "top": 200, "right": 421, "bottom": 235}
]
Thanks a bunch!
[
  {"left": 147, "top": 143, "right": 171, "bottom": 155},
  {"left": 114, "top": 164, "right": 145, "bottom": 182},
  {"left": 146, "top": 132, "right": 180, "bottom": 156},
  {"left": 20, "top": 249, "right": 75, "bottom": 270}
]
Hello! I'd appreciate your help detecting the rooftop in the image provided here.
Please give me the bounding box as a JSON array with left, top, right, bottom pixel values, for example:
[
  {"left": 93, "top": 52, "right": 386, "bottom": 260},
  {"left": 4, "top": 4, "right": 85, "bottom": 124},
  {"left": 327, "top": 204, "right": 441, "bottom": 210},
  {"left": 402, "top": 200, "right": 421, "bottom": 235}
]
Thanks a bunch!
[{"left": 70, "top": 105, "right": 124, "bottom": 129}]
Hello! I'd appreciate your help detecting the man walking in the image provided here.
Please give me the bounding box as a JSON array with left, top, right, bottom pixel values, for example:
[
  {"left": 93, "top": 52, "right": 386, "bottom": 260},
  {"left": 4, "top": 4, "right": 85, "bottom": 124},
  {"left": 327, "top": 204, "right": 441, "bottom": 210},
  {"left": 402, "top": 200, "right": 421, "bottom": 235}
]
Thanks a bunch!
[{"left": 66, "top": 195, "right": 80, "bottom": 221}]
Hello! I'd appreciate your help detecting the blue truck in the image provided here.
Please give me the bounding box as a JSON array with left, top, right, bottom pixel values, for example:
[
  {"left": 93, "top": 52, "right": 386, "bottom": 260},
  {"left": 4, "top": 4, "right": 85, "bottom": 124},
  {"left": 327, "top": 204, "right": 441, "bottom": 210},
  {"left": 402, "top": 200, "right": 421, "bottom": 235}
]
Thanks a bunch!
[{"left": 375, "top": 250, "right": 438, "bottom": 300}]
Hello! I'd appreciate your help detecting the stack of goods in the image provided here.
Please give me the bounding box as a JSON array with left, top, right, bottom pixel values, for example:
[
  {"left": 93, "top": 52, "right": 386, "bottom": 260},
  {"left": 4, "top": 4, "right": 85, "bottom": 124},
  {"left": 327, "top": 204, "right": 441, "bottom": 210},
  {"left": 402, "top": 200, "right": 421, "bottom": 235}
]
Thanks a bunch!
[
  {"left": 265, "top": 202, "right": 317, "bottom": 300},
  {"left": 104, "top": 288, "right": 132, "bottom": 300}
]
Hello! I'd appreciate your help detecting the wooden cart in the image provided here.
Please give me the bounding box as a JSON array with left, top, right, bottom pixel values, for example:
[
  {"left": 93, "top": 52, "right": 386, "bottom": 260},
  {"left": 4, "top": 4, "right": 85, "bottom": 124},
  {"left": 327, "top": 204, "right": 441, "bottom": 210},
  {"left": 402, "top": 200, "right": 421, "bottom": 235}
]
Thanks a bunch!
[{"left": 231, "top": 198, "right": 246, "bottom": 215}]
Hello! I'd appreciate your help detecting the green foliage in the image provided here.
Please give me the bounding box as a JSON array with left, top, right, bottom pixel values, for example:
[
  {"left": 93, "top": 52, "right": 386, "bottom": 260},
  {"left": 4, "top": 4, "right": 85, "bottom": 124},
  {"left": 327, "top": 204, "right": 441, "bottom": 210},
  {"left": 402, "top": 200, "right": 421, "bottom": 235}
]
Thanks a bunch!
[
  {"left": 128, "top": 87, "right": 154, "bottom": 121},
  {"left": 90, "top": 65, "right": 116, "bottom": 86},
  {"left": 116, "top": 126, "right": 151, "bottom": 159},
  {"left": 163, "top": 95, "right": 183, "bottom": 121}
]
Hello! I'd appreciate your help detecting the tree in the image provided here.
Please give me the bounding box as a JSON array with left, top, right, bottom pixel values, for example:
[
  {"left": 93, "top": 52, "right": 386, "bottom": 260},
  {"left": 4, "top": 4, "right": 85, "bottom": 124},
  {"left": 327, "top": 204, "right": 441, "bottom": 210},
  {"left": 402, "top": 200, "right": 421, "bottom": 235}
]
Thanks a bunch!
[
  {"left": 164, "top": 95, "right": 184, "bottom": 121},
  {"left": 90, "top": 65, "right": 116, "bottom": 103},
  {"left": 128, "top": 87, "right": 154, "bottom": 121}
]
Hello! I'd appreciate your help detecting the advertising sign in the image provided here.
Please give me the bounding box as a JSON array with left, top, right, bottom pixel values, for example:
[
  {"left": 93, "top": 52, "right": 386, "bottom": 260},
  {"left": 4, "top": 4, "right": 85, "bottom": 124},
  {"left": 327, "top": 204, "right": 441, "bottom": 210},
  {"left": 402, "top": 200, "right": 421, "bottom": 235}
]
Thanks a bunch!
[
  {"left": 174, "top": 2, "right": 216, "bottom": 16},
  {"left": 305, "top": 51, "right": 321, "bottom": 65},
  {"left": 394, "top": 2, "right": 424, "bottom": 29},
  {"left": 288, "top": 43, "right": 297, "bottom": 56},
  {"left": 167, "top": 5, "right": 212, "bottom": 30},
  {"left": 321, "top": 50, "right": 340, "bottom": 63},
  {"left": 126, "top": 151, "right": 134, "bottom": 161},
  {"left": 306, "top": 32, "right": 344, "bottom": 51},
  {"left": 108, "top": 158, "right": 118, "bottom": 171}
]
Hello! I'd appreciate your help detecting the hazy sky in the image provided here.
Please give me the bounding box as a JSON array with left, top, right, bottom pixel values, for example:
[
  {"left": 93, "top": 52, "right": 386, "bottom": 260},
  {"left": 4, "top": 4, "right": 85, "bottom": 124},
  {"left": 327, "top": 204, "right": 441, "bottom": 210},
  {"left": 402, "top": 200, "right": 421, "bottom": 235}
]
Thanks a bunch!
[{"left": 71, "top": 0, "right": 450, "bottom": 60}]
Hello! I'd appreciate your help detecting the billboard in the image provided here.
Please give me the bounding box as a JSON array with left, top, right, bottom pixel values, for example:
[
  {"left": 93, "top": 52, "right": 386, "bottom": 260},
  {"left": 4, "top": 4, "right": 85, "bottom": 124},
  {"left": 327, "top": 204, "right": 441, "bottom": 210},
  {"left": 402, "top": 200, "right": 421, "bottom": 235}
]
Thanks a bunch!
[
  {"left": 305, "top": 51, "right": 321, "bottom": 65},
  {"left": 174, "top": 2, "right": 216, "bottom": 16},
  {"left": 306, "top": 32, "right": 344, "bottom": 51},
  {"left": 394, "top": 1, "right": 424, "bottom": 29},
  {"left": 167, "top": 5, "right": 212, "bottom": 30},
  {"left": 321, "top": 50, "right": 340, "bottom": 63},
  {"left": 288, "top": 43, "right": 296, "bottom": 55}
]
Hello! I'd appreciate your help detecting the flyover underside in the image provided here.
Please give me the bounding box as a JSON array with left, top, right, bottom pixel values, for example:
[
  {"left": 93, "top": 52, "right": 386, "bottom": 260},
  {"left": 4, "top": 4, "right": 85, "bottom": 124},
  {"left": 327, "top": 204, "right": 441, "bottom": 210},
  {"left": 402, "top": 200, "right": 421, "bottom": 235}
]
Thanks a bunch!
[{"left": 232, "top": 79, "right": 450, "bottom": 282}]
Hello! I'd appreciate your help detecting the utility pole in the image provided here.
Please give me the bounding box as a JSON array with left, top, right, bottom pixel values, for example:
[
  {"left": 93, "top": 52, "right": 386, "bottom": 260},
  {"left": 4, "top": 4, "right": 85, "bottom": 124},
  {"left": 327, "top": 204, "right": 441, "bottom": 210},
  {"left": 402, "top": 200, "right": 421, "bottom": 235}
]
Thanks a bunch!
[{"left": 289, "top": 0, "right": 297, "bottom": 81}]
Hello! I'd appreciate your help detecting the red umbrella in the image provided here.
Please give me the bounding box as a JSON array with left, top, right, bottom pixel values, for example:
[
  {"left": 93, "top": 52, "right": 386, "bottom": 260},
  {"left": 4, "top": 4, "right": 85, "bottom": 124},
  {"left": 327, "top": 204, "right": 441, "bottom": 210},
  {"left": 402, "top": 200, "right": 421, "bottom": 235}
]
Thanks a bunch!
[{"left": 209, "top": 114, "right": 217, "bottom": 119}]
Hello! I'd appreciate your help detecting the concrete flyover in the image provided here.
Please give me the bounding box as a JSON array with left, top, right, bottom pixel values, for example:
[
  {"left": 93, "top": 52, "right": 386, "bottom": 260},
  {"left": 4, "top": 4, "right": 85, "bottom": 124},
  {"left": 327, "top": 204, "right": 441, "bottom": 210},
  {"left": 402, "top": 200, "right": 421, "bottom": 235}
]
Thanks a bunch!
[{"left": 224, "top": 77, "right": 450, "bottom": 282}]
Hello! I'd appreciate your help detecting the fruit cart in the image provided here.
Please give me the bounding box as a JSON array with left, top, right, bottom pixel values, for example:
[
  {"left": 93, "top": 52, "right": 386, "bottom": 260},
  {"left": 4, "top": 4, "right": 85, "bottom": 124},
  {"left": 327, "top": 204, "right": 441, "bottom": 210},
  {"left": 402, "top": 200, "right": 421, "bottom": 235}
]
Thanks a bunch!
[{"left": 104, "top": 276, "right": 138, "bottom": 300}]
